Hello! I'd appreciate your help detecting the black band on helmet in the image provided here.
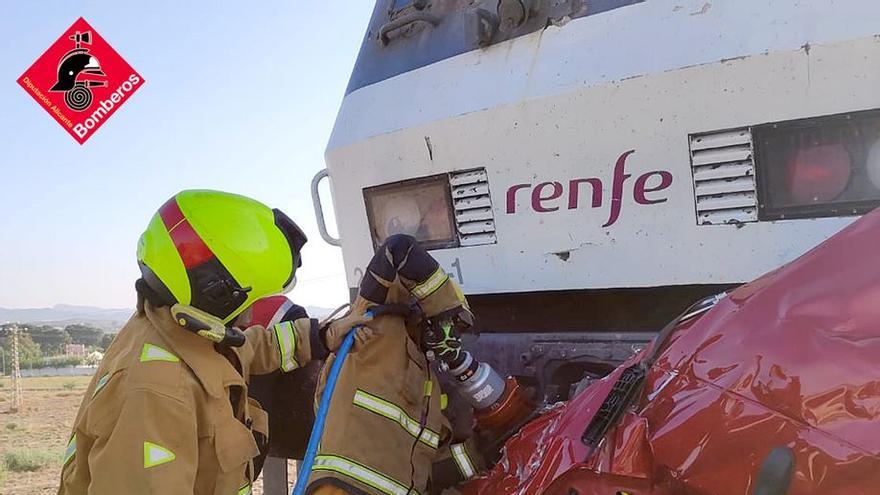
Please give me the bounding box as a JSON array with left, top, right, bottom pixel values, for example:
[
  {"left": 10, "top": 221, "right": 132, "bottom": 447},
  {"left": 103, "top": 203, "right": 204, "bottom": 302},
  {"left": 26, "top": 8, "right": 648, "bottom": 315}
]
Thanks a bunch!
[
  {"left": 188, "top": 258, "right": 251, "bottom": 321},
  {"left": 139, "top": 256, "right": 249, "bottom": 321},
  {"left": 273, "top": 209, "right": 307, "bottom": 286}
]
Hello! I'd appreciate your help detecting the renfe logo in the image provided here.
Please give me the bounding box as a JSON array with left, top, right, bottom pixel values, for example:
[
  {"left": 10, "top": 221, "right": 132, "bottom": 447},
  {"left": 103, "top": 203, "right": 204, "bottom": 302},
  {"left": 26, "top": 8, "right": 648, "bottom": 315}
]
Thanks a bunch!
[
  {"left": 17, "top": 18, "right": 144, "bottom": 144},
  {"left": 505, "top": 150, "right": 673, "bottom": 227}
]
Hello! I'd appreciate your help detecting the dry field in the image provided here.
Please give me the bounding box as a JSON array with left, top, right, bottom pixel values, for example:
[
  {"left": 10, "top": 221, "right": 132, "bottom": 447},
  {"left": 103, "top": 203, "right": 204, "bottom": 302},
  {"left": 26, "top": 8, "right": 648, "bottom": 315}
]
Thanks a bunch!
[
  {"left": 0, "top": 376, "right": 295, "bottom": 495},
  {"left": 0, "top": 375, "right": 89, "bottom": 495}
]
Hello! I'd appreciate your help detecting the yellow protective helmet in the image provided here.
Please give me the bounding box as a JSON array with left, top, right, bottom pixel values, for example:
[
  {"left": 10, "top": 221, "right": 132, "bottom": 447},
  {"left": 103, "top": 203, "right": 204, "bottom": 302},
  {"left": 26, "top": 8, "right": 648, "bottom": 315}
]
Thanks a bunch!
[{"left": 136, "top": 190, "right": 306, "bottom": 323}]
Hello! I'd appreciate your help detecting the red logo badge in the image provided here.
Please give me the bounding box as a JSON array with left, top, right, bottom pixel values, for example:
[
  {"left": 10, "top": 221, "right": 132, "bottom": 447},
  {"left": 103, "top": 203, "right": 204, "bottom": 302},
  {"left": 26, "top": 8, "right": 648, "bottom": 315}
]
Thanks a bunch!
[{"left": 17, "top": 18, "right": 144, "bottom": 144}]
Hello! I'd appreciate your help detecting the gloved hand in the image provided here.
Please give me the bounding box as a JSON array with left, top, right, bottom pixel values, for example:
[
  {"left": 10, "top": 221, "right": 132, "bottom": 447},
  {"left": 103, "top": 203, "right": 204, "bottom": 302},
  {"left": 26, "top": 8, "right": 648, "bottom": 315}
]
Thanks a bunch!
[
  {"left": 423, "top": 307, "right": 473, "bottom": 366},
  {"left": 323, "top": 312, "right": 376, "bottom": 352},
  {"left": 424, "top": 318, "right": 464, "bottom": 364}
]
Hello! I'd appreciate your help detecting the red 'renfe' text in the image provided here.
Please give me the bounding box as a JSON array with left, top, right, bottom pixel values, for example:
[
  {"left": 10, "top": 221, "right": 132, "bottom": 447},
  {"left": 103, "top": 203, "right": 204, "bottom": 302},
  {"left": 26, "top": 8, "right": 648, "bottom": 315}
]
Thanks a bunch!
[{"left": 505, "top": 150, "right": 673, "bottom": 227}]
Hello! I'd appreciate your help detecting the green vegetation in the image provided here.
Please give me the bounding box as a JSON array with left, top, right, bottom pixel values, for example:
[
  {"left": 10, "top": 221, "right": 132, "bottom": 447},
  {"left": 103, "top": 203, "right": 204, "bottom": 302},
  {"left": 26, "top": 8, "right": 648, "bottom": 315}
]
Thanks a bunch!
[
  {"left": 62, "top": 380, "right": 76, "bottom": 390},
  {"left": 0, "top": 333, "right": 42, "bottom": 368},
  {"left": 0, "top": 462, "right": 6, "bottom": 489},
  {"left": 19, "top": 325, "right": 70, "bottom": 355},
  {"left": 3, "top": 448, "right": 58, "bottom": 472},
  {"left": 5, "top": 423, "right": 17, "bottom": 431},
  {"left": 65, "top": 324, "right": 102, "bottom": 347},
  {"left": 100, "top": 332, "right": 117, "bottom": 351},
  {"left": 0, "top": 323, "right": 104, "bottom": 369}
]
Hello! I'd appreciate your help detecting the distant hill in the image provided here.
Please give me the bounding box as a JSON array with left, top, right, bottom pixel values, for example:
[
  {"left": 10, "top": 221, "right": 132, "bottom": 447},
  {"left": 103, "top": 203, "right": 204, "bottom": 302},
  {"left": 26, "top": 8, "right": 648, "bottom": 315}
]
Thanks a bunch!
[
  {"left": 0, "top": 304, "right": 336, "bottom": 332},
  {"left": 0, "top": 304, "right": 134, "bottom": 332}
]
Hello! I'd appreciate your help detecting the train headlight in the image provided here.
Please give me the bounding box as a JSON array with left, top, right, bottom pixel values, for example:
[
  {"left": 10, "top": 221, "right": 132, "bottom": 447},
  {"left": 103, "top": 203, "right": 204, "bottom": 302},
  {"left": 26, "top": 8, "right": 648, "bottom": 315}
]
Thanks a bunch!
[
  {"left": 363, "top": 174, "right": 457, "bottom": 250},
  {"left": 755, "top": 110, "right": 880, "bottom": 220}
]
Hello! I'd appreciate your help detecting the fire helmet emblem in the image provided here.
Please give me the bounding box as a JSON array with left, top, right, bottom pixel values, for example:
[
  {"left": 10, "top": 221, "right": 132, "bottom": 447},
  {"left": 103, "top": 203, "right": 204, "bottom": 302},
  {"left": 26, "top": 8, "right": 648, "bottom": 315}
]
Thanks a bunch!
[
  {"left": 48, "top": 30, "right": 107, "bottom": 111},
  {"left": 18, "top": 17, "right": 145, "bottom": 144}
]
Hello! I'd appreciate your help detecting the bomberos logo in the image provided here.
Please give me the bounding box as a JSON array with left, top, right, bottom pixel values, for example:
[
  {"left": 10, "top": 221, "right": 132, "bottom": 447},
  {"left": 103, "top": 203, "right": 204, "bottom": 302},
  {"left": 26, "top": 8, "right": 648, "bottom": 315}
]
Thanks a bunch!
[{"left": 17, "top": 17, "right": 145, "bottom": 144}]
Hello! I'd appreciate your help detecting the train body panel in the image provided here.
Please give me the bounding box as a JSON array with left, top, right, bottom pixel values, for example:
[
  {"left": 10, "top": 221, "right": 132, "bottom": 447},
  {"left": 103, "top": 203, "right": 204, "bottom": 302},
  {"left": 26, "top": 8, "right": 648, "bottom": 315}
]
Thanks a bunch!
[{"left": 324, "top": 0, "right": 880, "bottom": 300}]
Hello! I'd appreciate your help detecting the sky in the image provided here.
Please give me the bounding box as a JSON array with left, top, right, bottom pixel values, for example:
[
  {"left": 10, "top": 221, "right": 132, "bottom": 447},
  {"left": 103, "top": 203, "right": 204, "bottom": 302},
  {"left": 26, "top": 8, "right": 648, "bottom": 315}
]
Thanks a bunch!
[{"left": 0, "top": 1, "right": 376, "bottom": 310}]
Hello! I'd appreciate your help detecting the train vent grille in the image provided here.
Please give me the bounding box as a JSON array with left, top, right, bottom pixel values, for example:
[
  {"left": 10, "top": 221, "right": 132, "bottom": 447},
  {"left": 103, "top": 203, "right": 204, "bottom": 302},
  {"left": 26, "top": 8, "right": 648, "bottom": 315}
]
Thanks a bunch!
[
  {"left": 689, "top": 128, "right": 758, "bottom": 226},
  {"left": 449, "top": 168, "right": 498, "bottom": 246}
]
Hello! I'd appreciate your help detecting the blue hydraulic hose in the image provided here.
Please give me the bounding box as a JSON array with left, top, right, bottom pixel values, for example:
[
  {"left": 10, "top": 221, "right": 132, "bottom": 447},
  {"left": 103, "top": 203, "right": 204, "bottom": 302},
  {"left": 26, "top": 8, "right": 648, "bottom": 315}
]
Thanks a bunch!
[{"left": 292, "top": 318, "right": 365, "bottom": 495}]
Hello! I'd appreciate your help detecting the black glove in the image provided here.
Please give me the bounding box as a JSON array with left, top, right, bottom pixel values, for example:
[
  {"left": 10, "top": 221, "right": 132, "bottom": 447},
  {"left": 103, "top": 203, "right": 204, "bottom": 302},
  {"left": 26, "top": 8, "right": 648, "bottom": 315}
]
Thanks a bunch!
[{"left": 423, "top": 307, "right": 473, "bottom": 367}]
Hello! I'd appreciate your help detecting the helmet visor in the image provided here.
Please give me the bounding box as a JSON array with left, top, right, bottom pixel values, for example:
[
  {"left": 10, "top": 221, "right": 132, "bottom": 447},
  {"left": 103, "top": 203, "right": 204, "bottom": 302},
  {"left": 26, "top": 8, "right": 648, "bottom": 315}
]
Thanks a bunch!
[{"left": 273, "top": 209, "right": 307, "bottom": 288}]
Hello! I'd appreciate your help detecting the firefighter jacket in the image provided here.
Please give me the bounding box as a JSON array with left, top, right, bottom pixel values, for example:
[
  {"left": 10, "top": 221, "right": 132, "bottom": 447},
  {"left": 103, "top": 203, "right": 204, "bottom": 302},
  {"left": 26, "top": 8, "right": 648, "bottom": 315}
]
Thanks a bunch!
[
  {"left": 307, "top": 234, "right": 483, "bottom": 495},
  {"left": 57, "top": 299, "right": 324, "bottom": 495}
]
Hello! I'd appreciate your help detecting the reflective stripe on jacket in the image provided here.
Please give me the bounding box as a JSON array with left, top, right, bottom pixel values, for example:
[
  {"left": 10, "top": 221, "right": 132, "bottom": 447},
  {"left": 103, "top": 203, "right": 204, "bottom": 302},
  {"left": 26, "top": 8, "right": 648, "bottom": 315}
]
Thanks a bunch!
[
  {"left": 57, "top": 301, "right": 318, "bottom": 495},
  {"left": 431, "top": 438, "right": 486, "bottom": 489}
]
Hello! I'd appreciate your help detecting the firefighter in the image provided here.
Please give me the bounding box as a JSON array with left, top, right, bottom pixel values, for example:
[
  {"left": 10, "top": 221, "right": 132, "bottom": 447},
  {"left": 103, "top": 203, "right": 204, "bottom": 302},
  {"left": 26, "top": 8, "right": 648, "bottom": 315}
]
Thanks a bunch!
[
  {"left": 306, "top": 234, "right": 484, "bottom": 495},
  {"left": 235, "top": 294, "right": 314, "bottom": 477},
  {"left": 57, "top": 190, "right": 373, "bottom": 495},
  {"left": 235, "top": 294, "right": 310, "bottom": 333}
]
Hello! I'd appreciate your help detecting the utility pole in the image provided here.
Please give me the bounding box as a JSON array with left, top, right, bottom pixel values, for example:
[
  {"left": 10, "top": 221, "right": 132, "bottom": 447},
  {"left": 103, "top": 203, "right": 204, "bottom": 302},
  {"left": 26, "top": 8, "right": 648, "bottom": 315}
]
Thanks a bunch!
[{"left": 11, "top": 324, "right": 23, "bottom": 412}]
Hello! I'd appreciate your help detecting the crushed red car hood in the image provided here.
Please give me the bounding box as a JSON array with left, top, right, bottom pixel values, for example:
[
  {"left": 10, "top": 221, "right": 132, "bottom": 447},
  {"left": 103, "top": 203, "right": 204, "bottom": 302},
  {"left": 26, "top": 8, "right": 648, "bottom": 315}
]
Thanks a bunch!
[{"left": 465, "top": 210, "right": 880, "bottom": 495}]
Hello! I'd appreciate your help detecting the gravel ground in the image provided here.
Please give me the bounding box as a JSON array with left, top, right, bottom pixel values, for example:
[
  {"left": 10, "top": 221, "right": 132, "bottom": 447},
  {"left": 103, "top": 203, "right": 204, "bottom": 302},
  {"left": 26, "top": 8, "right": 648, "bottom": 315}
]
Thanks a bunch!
[{"left": 1, "top": 375, "right": 90, "bottom": 495}]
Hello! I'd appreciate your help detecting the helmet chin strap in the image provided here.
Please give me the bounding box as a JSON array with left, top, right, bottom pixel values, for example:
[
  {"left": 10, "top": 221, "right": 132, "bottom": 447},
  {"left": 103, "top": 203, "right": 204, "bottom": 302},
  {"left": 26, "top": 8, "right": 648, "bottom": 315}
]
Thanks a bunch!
[{"left": 171, "top": 304, "right": 246, "bottom": 348}]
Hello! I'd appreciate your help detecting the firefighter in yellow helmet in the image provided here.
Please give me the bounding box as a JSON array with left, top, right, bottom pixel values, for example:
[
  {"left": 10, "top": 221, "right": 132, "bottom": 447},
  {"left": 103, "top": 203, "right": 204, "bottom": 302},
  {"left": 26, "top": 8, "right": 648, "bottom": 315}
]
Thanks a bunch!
[{"left": 58, "top": 190, "right": 373, "bottom": 495}]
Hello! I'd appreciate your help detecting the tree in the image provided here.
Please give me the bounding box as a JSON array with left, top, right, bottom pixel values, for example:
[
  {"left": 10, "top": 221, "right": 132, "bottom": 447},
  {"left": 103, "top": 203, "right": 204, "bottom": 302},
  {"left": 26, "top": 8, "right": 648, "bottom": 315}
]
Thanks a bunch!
[
  {"left": 65, "top": 324, "right": 103, "bottom": 347},
  {"left": 0, "top": 329, "right": 43, "bottom": 370},
  {"left": 100, "top": 333, "right": 117, "bottom": 352},
  {"left": 24, "top": 324, "right": 71, "bottom": 355}
]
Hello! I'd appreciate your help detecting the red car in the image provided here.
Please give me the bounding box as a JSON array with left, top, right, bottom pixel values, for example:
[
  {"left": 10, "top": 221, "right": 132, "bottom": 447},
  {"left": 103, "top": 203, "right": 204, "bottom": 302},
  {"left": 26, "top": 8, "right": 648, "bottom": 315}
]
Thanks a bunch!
[{"left": 464, "top": 210, "right": 880, "bottom": 495}]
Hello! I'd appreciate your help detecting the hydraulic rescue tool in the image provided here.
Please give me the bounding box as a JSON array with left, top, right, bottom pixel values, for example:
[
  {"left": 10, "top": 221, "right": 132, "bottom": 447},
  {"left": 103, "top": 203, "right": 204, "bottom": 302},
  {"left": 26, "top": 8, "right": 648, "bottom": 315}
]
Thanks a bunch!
[{"left": 422, "top": 307, "right": 536, "bottom": 436}]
